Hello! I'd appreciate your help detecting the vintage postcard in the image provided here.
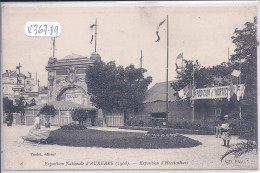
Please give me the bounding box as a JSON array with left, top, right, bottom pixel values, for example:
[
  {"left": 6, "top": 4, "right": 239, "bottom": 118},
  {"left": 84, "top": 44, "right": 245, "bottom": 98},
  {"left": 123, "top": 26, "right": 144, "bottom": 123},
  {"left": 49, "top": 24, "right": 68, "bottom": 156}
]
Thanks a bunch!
[{"left": 1, "top": 1, "right": 259, "bottom": 171}]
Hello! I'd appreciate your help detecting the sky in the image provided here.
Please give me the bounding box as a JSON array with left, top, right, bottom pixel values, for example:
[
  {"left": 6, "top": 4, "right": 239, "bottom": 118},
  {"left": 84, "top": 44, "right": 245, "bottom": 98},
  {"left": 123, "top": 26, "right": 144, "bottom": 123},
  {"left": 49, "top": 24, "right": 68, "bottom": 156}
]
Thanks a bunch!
[{"left": 1, "top": 3, "right": 257, "bottom": 87}]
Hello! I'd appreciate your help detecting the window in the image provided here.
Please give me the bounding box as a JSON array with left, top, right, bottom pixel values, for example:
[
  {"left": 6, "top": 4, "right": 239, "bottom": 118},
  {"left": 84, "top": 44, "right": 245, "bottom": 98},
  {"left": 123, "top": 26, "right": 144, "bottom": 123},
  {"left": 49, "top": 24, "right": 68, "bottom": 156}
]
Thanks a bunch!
[{"left": 151, "top": 112, "right": 166, "bottom": 119}]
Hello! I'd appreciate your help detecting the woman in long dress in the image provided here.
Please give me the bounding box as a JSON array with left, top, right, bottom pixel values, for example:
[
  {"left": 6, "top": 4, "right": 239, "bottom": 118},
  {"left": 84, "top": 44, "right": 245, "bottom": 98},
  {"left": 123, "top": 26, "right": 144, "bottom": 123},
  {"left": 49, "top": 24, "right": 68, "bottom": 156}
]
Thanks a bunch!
[{"left": 33, "top": 113, "right": 41, "bottom": 130}]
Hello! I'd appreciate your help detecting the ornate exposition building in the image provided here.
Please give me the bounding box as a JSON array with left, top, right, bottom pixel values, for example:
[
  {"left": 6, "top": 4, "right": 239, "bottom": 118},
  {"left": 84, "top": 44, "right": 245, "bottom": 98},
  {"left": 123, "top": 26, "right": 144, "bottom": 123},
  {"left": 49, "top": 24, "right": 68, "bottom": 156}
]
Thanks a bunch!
[
  {"left": 43, "top": 52, "right": 104, "bottom": 126},
  {"left": 46, "top": 53, "right": 100, "bottom": 105}
]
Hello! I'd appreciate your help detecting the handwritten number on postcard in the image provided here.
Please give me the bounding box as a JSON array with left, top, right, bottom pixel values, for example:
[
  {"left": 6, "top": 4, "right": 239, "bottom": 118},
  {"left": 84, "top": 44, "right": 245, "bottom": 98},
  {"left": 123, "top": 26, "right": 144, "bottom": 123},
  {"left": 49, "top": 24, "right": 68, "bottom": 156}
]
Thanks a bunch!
[{"left": 25, "top": 22, "right": 61, "bottom": 37}]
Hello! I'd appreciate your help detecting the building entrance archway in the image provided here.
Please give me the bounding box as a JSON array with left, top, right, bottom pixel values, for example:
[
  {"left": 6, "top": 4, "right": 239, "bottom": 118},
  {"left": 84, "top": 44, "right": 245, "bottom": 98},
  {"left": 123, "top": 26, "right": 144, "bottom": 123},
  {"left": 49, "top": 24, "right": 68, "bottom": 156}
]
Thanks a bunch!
[{"left": 57, "top": 85, "right": 89, "bottom": 105}]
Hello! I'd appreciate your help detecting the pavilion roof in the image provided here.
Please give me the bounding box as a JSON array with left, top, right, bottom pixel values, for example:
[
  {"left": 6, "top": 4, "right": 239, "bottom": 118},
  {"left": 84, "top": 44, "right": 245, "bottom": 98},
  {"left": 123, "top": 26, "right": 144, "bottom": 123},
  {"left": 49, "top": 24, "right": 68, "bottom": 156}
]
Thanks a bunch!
[{"left": 25, "top": 101, "right": 97, "bottom": 111}]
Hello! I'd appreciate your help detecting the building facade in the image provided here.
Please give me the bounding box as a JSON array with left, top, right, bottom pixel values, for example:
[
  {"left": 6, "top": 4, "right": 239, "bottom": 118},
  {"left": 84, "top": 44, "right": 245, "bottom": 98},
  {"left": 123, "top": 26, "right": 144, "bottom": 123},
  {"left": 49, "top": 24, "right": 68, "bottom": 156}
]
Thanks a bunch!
[
  {"left": 2, "top": 70, "right": 48, "bottom": 105},
  {"left": 45, "top": 53, "right": 104, "bottom": 126},
  {"left": 131, "top": 81, "right": 193, "bottom": 125}
]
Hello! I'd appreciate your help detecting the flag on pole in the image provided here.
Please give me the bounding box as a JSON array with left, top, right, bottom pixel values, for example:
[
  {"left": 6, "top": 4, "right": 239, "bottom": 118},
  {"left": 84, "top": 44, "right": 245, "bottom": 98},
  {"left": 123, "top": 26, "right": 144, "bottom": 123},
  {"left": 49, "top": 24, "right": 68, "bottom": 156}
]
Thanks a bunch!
[
  {"left": 231, "top": 70, "right": 241, "bottom": 77},
  {"left": 90, "top": 23, "right": 96, "bottom": 44},
  {"left": 178, "top": 85, "right": 192, "bottom": 99},
  {"left": 175, "top": 53, "right": 184, "bottom": 71},
  {"left": 176, "top": 53, "right": 183, "bottom": 60},
  {"left": 155, "top": 19, "right": 166, "bottom": 42},
  {"left": 140, "top": 50, "right": 143, "bottom": 68}
]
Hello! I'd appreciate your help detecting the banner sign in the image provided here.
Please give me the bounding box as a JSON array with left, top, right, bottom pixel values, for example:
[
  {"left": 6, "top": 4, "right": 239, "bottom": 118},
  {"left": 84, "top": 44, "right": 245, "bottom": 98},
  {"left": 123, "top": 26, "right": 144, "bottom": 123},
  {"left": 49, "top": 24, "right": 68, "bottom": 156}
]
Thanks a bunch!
[{"left": 192, "top": 84, "right": 245, "bottom": 100}]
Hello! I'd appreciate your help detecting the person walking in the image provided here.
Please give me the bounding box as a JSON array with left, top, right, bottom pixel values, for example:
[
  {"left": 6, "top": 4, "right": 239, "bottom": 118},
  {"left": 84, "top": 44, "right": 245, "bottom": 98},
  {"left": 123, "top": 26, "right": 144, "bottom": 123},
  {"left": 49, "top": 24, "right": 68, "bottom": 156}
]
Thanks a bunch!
[
  {"left": 221, "top": 115, "right": 232, "bottom": 147},
  {"left": 215, "top": 116, "right": 222, "bottom": 138}
]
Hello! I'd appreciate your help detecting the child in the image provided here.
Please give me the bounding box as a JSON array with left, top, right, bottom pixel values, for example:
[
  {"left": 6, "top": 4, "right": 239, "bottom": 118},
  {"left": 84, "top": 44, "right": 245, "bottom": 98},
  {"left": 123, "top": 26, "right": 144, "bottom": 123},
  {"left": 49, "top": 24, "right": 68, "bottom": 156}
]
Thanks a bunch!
[{"left": 221, "top": 115, "right": 231, "bottom": 147}]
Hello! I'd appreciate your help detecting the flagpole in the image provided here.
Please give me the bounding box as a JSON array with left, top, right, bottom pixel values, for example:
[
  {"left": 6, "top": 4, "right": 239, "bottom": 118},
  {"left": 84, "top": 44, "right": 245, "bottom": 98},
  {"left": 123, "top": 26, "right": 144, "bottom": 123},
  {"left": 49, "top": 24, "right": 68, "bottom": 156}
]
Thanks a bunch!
[
  {"left": 140, "top": 50, "right": 143, "bottom": 68},
  {"left": 95, "top": 18, "right": 97, "bottom": 52},
  {"left": 17, "top": 63, "right": 21, "bottom": 85},
  {"left": 18, "top": 63, "right": 21, "bottom": 85},
  {"left": 228, "top": 48, "right": 229, "bottom": 62},
  {"left": 182, "top": 52, "right": 183, "bottom": 68},
  {"left": 52, "top": 37, "right": 56, "bottom": 58},
  {"left": 239, "top": 58, "right": 242, "bottom": 125},
  {"left": 192, "top": 64, "right": 195, "bottom": 121},
  {"left": 239, "top": 58, "right": 242, "bottom": 84},
  {"left": 166, "top": 15, "right": 169, "bottom": 123}
]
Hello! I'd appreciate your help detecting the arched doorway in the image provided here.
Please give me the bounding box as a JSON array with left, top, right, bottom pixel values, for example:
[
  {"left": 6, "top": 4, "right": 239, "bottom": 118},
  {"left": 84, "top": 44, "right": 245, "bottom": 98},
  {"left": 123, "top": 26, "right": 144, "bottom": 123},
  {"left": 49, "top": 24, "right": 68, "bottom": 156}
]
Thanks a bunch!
[{"left": 56, "top": 85, "right": 89, "bottom": 105}]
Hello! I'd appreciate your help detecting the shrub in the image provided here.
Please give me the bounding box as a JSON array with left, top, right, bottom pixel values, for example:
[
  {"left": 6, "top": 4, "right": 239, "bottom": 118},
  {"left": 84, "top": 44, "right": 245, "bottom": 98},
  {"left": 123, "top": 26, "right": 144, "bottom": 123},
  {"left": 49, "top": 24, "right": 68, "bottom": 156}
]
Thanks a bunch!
[
  {"left": 39, "top": 105, "right": 56, "bottom": 127},
  {"left": 150, "top": 119, "right": 168, "bottom": 127},
  {"left": 60, "top": 123, "right": 86, "bottom": 130},
  {"left": 71, "top": 109, "right": 88, "bottom": 125},
  {"left": 147, "top": 128, "right": 175, "bottom": 135},
  {"left": 231, "top": 120, "right": 255, "bottom": 140},
  {"left": 168, "top": 121, "right": 211, "bottom": 132},
  {"left": 125, "top": 120, "right": 145, "bottom": 127}
]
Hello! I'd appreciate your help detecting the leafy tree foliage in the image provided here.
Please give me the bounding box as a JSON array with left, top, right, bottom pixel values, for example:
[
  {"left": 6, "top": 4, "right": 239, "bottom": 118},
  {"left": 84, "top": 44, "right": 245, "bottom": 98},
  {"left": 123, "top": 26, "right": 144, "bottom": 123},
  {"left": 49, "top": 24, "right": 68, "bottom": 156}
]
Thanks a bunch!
[
  {"left": 14, "top": 96, "right": 26, "bottom": 114},
  {"left": 171, "top": 60, "right": 233, "bottom": 92},
  {"left": 231, "top": 17, "right": 257, "bottom": 85},
  {"left": 3, "top": 97, "right": 15, "bottom": 114},
  {"left": 14, "top": 96, "right": 29, "bottom": 125},
  {"left": 39, "top": 105, "right": 56, "bottom": 125},
  {"left": 85, "top": 60, "right": 152, "bottom": 120},
  {"left": 230, "top": 17, "right": 257, "bottom": 92},
  {"left": 230, "top": 17, "right": 258, "bottom": 141},
  {"left": 71, "top": 109, "right": 89, "bottom": 125}
]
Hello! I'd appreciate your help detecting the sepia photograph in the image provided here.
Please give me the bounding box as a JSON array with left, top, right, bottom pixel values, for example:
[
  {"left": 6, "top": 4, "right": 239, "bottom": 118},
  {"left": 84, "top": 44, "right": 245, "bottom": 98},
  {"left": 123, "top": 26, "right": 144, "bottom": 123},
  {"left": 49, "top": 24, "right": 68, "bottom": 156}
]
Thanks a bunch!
[{"left": 1, "top": 1, "right": 259, "bottom": 171}]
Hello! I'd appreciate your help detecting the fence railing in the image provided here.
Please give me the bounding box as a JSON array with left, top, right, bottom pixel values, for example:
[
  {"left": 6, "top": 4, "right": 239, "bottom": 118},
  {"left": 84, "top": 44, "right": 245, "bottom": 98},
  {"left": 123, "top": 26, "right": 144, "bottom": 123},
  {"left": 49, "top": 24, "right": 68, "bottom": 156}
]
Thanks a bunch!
[
  {"left": 106, "top": 114, "right": 124, "bottom": 127},
  {"left": 25, "top": 113, "right": 73, "bottom": 126}
]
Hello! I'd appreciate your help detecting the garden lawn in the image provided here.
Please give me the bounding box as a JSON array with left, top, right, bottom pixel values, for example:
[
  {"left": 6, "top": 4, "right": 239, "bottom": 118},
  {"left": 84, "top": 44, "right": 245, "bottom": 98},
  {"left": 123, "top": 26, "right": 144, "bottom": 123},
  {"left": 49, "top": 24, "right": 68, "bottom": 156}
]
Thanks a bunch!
[
  {"left": 47, "top": 129, "right": 202, "bottom": 148},
  {"left": 120, "top": 126, "right": 214, "bottom": 135}
]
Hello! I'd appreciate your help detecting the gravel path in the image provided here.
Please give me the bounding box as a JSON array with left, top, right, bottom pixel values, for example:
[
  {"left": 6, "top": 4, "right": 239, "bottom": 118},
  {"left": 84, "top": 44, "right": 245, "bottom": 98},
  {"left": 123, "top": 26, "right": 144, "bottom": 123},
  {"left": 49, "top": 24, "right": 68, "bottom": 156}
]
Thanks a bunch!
[{"left": 3, "top": 124, "right": 258, "bottom": 170}]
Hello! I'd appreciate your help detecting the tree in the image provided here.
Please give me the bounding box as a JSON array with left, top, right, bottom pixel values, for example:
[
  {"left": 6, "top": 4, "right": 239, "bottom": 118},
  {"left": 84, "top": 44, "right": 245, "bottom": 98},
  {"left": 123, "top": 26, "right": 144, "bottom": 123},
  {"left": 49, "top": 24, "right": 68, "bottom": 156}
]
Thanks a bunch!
[
  {"left": 71, "top": 109, "right": 88, "bottom": 125},
  {"left": 171, "top": 59, "right": 233, "bottom": 93},
  {"left": 231, "top": 16, "right": 257, "bottom": 115},
  {"left": 3, "top": 97, "right": 15, "bottom": 123},
  {"left": 39, "top": 105, "right": 56, "bottom": 128},
  {"left": 219, "top": 17, "right": 258, "bottom": 160},
  {"left": 14, "top": 96, "right": 27, "bottom": 125},
  {"left": 231, "top": 17, "right": 258, "bottom": 140},
  {"left": 231, "top": 17, "right": 257, "bottom": 127},
  {"left": 3, "top": 97, "right": 15, "bottom": 114},
  {"left": 85, "top": 60, "right": 152, "bottom": 122}
]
